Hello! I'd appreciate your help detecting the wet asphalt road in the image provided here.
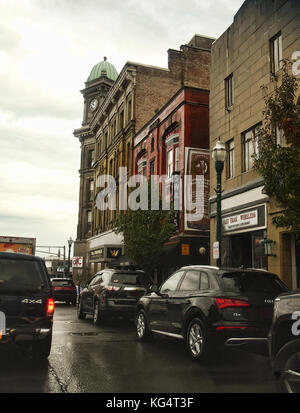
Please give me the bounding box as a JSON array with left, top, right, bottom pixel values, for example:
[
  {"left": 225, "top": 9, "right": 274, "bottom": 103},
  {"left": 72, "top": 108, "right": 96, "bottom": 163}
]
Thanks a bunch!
[{"left": 0, "top": 303, "right": 279, "bottom": 393}]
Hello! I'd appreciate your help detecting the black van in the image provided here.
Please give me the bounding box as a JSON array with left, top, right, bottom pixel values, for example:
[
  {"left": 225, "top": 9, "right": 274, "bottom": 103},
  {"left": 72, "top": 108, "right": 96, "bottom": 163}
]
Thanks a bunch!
[{"left": 0, "top": 252, "right": 54, "bottom": 360}]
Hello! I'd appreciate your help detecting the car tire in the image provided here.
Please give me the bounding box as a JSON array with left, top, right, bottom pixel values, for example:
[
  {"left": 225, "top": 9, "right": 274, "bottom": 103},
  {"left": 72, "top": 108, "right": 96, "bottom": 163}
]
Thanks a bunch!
[
  {"left": 93, "top": 300, "right": 103, "bottom": 326},
  {"left": 32, "top": 334, "right": 52, "bottom": 360},
  {"left": 136, "top": 309, "right": 153, "bottom": 342},
  {"left": 278, "top": 351, "right": 300, "bottom": 393},
  {"left": 186, "top": 317, "right": 209, "bottom": 362},
  {"left": 77, "top": 299, "right": 86, "bottom": 320}
]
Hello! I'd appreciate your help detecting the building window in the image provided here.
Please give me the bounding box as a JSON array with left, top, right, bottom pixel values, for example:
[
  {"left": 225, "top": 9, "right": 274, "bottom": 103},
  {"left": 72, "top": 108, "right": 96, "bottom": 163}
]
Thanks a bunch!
[
  {"left": 127, "top": 99, "right": 132, "bottom": 122},
  {"left": 175, "top": 147, "right": 179, "bottom": 172},
  {"left": 119, "top": 110, "right": 124, "bottom": 130},
  {"left": 151, "top": 138, "right": 155, "bottom": 152},
  {"left": 88, "top": 180, "right": 94, "bottom": 201},
  {"left": 87, "top": 149, "right": 94, "bottom": 167},
  {"left": 225, "top": 73, "right": 234, "bottom": 108},
  {"left": 87, "top": 210, "right": 92, "bottom": 233},
  {"left": 137, "top": 156, "right": 147, "bottom": 176},
  {"left": 150, "top": 158, "right": 155, "bottom": 175},
  {"left": 226, "top": 139, "right": 235, "bottom": 179},
  {"left": 167, "top": 149, "right": 174, "bottom": 178},
  {"left": 270, "top": 32, "right": 282, "bottom": 74},
  {"left": 165, "top": 134, "right": 179, "bottom": 178},
  {"left": 242, "top": 123, "right": 261, "bottom": 172},
  {"left": 127, "top": 142, "right": 131, "bottom": 174}
]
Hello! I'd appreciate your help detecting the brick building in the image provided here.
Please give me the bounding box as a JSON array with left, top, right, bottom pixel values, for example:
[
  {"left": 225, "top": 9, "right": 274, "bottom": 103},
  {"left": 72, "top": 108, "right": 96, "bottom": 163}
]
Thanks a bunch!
[
  {"left": 73, "top": 35, "right": 213, "bottom": 283},
  {"left": 133, "top": 86, "right": 210, "bottom": 280},
  {"left": 209, "top": 0, "right": 300, "bottom": 288}
]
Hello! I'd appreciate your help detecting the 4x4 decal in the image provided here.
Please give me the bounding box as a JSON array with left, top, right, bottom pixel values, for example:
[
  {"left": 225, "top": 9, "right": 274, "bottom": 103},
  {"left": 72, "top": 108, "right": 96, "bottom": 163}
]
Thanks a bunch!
[{"left": 21, "top": 298, "right": 42, "bottom": 304}]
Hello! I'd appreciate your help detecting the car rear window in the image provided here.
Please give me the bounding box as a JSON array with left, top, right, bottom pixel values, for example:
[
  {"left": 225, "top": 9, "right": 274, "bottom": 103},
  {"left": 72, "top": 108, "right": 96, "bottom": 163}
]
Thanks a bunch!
[
  {"left": 51, "top": 279, "right": 75, "bottom": 287},
  {"left": 220, "top": 271, "right": 288, "bottom": 294},
  {"left": 0, "top": 258, "right": 45, "bottom": 292},
  {"left": 111, "top": 273, "right": 151, "bottom": 286}
]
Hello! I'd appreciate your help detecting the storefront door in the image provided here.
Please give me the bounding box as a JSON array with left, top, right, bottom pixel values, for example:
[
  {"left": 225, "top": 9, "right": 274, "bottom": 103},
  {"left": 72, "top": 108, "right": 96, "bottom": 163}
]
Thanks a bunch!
[{"left": 223, "top": 230, "right": 267, "bottom": 269}]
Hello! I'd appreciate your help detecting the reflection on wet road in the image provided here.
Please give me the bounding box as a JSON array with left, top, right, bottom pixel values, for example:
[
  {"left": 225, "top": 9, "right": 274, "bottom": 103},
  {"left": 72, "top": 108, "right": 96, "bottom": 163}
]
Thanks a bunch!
[{"left": 0, "top": 304, "right": 278, "bottom": 393}]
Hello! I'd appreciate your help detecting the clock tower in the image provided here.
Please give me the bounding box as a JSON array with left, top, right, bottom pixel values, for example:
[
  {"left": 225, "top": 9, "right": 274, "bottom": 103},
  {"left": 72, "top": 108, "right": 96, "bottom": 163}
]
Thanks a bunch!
[
  {"left": 81, "top": 57, "right": 118, "bottom": 126},
  {"left": 73, "top": 57, "right": 118, "bottom": 285}
]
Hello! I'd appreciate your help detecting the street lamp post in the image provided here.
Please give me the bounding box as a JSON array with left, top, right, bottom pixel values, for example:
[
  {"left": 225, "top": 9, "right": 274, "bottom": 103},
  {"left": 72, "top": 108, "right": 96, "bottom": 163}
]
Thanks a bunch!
[
  {"left": 212, "top": 140, "right": 227, "bottom": 268},
  {"left": 67, "top": 236, "right": 73, "bottom": 277}
]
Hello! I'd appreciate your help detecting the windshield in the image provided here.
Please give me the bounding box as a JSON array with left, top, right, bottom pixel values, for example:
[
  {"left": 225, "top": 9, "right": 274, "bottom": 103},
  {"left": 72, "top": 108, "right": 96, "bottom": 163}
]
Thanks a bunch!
[
  {"left": 51, "top": 279, "right": 75, "bottom": 287},
  {"left": 220, "top": 272, "right": 288, "bottom": 294},
  {"left": 0, "top": 258, "right": 45, "bottom": 292},
  {"left": 111, "top": 273, "right": 151, "bottom": 286}
]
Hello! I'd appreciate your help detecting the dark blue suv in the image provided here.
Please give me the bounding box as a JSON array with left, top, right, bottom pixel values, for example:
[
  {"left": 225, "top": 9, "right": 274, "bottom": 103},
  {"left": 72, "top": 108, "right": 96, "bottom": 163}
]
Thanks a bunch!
[{"left": 0, "top": 252, "right": 55, "bottom": 360}]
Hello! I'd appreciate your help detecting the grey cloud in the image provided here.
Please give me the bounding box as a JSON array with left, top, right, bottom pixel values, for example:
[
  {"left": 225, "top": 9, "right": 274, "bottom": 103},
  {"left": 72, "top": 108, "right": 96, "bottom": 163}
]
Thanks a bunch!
[
  {"left": 0, "top": 75, "right": 82, "bottom": 120},
  {"left": 0, "top": 26, "right": 22, "bottom": 53}
]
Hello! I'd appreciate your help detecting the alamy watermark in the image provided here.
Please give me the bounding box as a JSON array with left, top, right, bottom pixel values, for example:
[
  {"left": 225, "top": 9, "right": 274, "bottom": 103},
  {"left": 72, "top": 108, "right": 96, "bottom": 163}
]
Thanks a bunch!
[
  {"left": 95, "top": 167, "right": 206, "bottom": 222},
  {"left": 292, "top": 311, "right": 300, "bottom": 337}
]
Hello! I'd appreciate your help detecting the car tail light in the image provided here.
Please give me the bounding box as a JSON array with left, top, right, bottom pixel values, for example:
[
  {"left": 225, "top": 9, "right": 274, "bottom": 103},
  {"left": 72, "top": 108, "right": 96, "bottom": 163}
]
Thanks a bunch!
[
  {"left": 46, "top": 298, "right": 55, "bottom": 317},
  {"left": 215, "top": 298, "right": 250, "bottom": 309},
  {"left": 63, "top": 286, "right": 76, "bottom": 291},
  {"left": 216, "top": 326, "right": 249, "bottom": 330},
  {"left": 106, "top": 286, "right": 121, "bottom": 292}
]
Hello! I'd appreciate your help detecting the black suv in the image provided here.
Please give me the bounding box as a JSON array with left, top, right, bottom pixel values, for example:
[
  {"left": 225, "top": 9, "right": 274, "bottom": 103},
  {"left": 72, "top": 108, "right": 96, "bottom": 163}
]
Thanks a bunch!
[
  {"left": 0, "top": 252, "right": 54, "bottom": 360},
  {"left": 51, "top": 277, "right": 77, "bottom": 305},
  {"left": 77, "top": 268, "right": 152, "bottom": 325},
  {"left": 135, "top": 265, "right": 289, "bottom": 362},
  {"left": 268, "top": 289, "right": 300, "bottom": 392}
]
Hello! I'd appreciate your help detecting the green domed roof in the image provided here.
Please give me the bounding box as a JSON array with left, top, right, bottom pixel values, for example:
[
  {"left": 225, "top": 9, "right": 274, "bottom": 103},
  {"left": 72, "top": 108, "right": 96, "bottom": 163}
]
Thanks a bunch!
[{"left": 87, "top": 57, "right": 118, "bottom": 82}]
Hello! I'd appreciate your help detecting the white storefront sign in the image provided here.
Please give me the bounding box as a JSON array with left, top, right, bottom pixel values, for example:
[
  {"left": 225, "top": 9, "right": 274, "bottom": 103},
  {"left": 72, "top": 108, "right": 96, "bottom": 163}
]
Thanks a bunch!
[
  {"left": 72, "top": 256, "right": 83, "bottom": 268},
  {"left": 222, "top": 210, "right": 258, "bottom": 232}
]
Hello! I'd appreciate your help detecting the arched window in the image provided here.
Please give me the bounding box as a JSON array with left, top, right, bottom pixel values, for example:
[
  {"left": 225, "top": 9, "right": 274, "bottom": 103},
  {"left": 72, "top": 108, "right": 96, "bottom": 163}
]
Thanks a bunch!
[
  {"left": 136, "top": 150, "right": 147, "bottom": 176},
  {"left": 165, "top": 134, "right": 179, "bottom": 178}
]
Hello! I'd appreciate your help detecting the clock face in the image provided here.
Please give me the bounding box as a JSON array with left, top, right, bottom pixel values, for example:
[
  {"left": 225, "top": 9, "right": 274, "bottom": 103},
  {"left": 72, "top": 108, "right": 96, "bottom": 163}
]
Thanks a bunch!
[{"left": 89, "top": 98, "right": 98, "bottom": 112}]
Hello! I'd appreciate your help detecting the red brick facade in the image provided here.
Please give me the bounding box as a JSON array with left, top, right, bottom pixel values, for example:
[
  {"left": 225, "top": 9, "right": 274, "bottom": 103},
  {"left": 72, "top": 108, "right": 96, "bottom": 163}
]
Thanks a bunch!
[{"left": 133, "top": 87, "right": 210, "bottom": 275}]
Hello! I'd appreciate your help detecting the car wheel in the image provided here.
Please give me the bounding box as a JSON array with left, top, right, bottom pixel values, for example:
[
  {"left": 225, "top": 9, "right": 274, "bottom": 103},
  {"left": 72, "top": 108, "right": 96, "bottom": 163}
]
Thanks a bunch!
[
  {"left": 186, "top": 317, "right": 208, "bottom": 362},
  {"left": 136, "top": 309, "right": 153, "bottom": 342},
  {"left": 77, "top": 299, "right": 86, "bottom": 320},
  {"left": 93, "top": 300, "right": 103, "bottom": 326},
  {"left": 32, "top": 335, "right": 52, "bottom": 360},
  {"left": 279, "top": 351, "right": 300, "bottom": 393}
]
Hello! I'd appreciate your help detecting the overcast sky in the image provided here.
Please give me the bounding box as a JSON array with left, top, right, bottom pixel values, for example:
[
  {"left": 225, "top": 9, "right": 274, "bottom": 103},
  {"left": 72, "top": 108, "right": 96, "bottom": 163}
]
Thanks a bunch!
[{"left": 0, "top": 0, "right": 245, "bottom": 258}]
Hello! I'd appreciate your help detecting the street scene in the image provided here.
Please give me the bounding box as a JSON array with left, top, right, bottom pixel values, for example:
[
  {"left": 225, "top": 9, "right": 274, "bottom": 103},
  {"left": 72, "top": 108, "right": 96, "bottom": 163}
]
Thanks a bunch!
[
  {"left": 0, "top": 0, "right": 300, "bottom": 396},
  {"left": 0, "top": 304, "right": 278, "bottom": 393}
]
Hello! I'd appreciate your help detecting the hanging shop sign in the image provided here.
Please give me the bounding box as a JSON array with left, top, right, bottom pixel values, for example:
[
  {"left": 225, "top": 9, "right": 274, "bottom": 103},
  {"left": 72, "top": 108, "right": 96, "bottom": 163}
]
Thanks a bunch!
[{"left": 107, "top": 247, "right": 122, "bottom": 259}]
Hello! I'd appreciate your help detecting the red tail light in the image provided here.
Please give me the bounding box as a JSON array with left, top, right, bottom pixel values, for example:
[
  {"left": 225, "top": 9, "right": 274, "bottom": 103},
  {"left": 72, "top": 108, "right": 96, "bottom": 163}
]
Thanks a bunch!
[
  {"left": 46, "top": 298, "right": 55, "bottom": 316},
  {"left": 216, "top": 326, "right": 249, "bottom": 331},
  {"left": 106, "top": 286, "right": 121, "bottom": 292},
  {"left": 62, "top": 286, "right": 76, "bottom": 291},
  {"left": 215, "top": 298, "right": 250, "bottom": 309}
]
